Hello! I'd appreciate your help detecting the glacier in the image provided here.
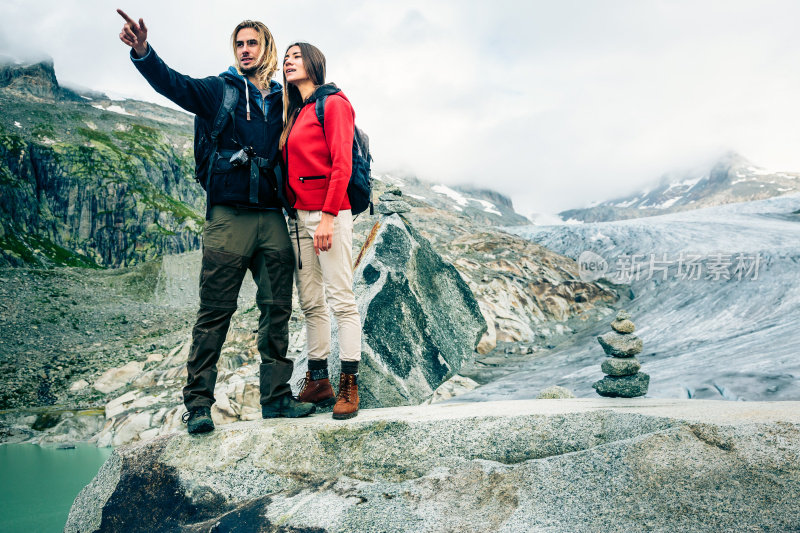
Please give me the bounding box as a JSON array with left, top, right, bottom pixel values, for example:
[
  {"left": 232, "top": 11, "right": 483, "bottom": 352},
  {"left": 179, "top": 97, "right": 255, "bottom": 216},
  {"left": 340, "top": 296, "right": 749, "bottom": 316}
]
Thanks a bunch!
[{"left": 458, "top": 193, "right": 800, "bottom": 402}]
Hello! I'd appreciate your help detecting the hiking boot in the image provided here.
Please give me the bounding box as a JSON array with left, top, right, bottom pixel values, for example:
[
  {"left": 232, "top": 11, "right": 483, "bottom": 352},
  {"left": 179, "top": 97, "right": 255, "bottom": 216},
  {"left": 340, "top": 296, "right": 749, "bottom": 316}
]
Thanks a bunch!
[
  {"left": 333, "top": 372, "right": 359, "bottom": 420},
  {"left": 261, "top": 393, "right": 316, "bottom": 419},
  {"left": 297, "top": 371, "right": 336, "bottom": 408},
  {"left": 182, "top": 406, "right": 214, "bottom": 434}
]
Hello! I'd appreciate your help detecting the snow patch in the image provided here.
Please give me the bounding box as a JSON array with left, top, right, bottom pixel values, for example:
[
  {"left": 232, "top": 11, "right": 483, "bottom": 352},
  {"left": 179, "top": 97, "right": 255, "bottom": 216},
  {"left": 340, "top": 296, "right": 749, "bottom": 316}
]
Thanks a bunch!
[
  {"left": 468, "top": 198, "right": 502, "bottom": 215},
  {"left": 666, "top": 177, "right": 702, "bottom": 191},
  {"left": 406, "top": 193, "right": 426, "bottom": 200},
  {"left": 432, "top": 185, "right": 468, "bottom": 206},
  {"left": 13, "top": 121, "right": 22, "bottom": 128},
  {"left": 614, "top": 197, "right": 639, "bottom": 208},
  {"left": 746, "top": 166, "right": 771, "bottom": 176},
  {"left": 654, "top": 197, "right": 681, "bottom": 209},
  {"left": 92, "top": 104, "right": 134, "bottom": 116}
]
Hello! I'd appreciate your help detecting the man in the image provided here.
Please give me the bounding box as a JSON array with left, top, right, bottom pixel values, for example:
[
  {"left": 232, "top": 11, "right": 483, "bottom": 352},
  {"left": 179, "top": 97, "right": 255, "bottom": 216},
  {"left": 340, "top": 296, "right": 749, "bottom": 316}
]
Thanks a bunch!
[{"left": 117, "top": 10, "right": 315, "bottom": 434}]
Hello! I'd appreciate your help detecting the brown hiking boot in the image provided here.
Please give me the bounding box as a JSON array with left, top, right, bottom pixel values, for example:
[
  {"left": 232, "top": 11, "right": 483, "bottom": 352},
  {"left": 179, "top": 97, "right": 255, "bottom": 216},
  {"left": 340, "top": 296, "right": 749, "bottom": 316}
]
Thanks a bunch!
[
  {"left": 296, "top": 371, "right": 336, "bottom": 408},
  {"left": 333, "top": 372, "right": 359, "bottom": 420}
]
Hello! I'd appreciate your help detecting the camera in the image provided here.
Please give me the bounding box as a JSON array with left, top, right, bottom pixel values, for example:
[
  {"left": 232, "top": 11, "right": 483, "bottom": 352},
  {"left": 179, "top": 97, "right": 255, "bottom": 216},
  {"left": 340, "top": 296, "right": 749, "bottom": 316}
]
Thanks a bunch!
[{"left": 229, "top": 146, "right": 254, "bottom": 167}]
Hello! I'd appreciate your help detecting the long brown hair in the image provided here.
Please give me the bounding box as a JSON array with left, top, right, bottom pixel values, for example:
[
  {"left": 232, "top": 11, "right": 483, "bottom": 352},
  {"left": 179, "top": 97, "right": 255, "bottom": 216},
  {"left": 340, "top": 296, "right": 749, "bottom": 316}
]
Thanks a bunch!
[
  {"left": 279, "top": 42, "right": 327, "bottom": 150},
  {"left": 230, "top": 20, "right": 278, "bottom": 90}
]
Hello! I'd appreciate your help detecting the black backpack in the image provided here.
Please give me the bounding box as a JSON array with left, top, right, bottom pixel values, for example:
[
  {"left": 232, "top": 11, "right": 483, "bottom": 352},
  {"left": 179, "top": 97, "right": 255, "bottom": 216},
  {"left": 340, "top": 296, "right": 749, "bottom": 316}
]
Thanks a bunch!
[
  {"left": 193, "top": 78, "right": 238, "bottom": 189},
  {"left": 314, "top": 93, "right": 374, "bottom": 216}
]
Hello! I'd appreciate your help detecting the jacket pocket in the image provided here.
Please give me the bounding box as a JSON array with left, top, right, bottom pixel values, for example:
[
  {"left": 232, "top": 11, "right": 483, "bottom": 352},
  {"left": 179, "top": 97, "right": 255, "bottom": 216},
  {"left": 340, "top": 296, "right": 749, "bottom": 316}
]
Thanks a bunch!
[{"left": 298, "top": 175, "right": 327, "bottom": 190}]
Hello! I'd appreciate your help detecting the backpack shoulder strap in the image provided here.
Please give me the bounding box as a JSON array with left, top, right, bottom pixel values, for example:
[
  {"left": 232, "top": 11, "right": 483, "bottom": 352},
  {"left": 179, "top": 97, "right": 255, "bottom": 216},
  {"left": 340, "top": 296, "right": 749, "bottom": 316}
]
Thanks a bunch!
[
  {"left": 211, "top": 77, "right": 238, "bottom": 142},
  {"left": 314, "top": 95, "right": 328, "bottom": 130}
]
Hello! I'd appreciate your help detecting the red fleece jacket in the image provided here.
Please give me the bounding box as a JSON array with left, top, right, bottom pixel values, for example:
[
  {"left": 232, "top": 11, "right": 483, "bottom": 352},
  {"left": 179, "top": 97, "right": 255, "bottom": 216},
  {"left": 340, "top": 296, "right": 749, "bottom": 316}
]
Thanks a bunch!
[{"left": 284, "top": 92, "right": 354, "bottom": 215}]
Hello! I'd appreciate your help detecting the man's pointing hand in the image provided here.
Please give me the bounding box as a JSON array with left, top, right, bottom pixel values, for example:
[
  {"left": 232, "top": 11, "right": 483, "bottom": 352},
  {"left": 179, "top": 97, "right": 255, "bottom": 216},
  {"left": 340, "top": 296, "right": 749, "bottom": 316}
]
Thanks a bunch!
[{"left": 117, "top": 9, "right": 149, "bottom": 57}]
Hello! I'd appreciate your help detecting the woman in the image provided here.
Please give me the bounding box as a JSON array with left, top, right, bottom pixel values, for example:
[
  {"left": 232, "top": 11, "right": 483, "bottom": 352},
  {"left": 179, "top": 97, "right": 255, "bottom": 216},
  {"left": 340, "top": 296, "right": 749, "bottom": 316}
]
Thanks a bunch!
[{"left": 280, "top": 42, "right": 362, "bottom": 419}]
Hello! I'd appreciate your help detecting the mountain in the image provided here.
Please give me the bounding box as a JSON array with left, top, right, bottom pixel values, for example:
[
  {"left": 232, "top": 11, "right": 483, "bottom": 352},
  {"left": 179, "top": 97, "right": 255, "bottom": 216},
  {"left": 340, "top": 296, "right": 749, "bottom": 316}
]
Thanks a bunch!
[
  {"left": 0, "top": 58, "right": 203, "bottom": 268},
  {"left": 559, "top": 152, "right": 800, "bottom": 222},
  {"left": 0, "top": 60, "right": 621, "bottom": 425}
]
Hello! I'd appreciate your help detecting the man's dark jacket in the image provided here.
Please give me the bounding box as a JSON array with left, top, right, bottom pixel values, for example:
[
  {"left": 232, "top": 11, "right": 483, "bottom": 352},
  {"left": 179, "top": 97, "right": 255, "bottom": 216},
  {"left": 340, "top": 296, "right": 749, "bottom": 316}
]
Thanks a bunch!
[{"left": 130, "top": 46, "right": 286, "bottom": 213}]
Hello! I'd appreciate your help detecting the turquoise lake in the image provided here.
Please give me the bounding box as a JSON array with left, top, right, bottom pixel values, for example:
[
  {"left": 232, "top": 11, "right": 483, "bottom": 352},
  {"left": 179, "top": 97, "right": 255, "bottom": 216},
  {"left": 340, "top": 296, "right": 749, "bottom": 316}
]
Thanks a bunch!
[{"left": 0, "top": 443, "right": 112, "bottom": 532}]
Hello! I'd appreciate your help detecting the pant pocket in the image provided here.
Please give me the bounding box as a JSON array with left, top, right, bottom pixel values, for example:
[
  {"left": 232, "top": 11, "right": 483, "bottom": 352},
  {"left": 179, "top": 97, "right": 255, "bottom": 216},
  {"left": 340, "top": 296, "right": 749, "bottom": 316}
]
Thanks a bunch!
[
  {"left": 199, "top": 247, "right": 249, "bottom": 310},
  {"left": 252, "top": 246, "right": 295, "bottom": 306}
]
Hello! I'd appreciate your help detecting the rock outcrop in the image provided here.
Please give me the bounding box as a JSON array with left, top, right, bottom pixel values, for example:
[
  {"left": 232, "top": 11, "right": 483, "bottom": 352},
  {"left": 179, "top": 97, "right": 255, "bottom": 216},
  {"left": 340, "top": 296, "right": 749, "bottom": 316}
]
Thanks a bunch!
[
  {"left": 66, "top": 399, "right": 800, "bottom": 533},
  {"left": 291, "top": 213, "right": 487, "bottom": 409}
]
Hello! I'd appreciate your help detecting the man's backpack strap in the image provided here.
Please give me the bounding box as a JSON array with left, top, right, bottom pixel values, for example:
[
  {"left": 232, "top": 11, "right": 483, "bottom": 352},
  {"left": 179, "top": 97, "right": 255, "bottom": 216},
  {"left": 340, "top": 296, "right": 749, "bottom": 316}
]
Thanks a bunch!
[
  {"left": 212, "top": 79, "right": 239, "bottom": 142},
  {"left": 204, "top": 79, "right": 239, "bottom": 191}
]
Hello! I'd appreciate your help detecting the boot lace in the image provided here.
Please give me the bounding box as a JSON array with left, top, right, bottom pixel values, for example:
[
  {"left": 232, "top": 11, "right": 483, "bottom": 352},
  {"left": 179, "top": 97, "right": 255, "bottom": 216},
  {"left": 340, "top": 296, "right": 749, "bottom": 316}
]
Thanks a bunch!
[
  {"left": 181, "top": 406, "right": 208, "bottom": 424},
  {"left": 338, "top": 374, "right": 355, "bottom": 403},
  {"left": 296, "top": 372, "right": 312, "bottom": 395},
  {"left": 296, "top": 376, "right": 310, "bottom": 394}
]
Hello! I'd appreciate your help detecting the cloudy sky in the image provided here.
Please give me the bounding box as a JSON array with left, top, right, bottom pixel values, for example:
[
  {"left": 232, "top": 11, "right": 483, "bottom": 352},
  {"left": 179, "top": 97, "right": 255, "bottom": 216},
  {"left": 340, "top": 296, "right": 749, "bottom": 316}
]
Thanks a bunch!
[{"left": 2, "top": 0, "right": 800, "bottom": 217}]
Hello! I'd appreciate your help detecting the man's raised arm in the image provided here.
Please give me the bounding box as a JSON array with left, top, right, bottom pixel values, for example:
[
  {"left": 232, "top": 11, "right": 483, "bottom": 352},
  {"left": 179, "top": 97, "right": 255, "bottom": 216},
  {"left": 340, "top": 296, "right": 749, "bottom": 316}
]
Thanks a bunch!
[{"left": 115, "top": 8, "right": 220, "bottom": 120}]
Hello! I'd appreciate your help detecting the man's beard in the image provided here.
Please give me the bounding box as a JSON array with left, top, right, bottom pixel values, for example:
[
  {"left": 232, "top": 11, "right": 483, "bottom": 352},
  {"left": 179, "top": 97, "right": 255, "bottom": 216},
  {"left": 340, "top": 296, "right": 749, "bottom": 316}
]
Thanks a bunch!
[{"left": 240, "top": 62, "right": 259, "bottom": 76}]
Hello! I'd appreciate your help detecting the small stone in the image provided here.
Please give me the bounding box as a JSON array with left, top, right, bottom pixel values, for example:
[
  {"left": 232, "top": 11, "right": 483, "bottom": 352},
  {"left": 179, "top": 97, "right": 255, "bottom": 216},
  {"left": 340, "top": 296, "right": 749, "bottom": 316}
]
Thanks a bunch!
[
  {"left": 601, "top": 357, "right": 641, "bottom": 377},
  {"left": 616, "top": 310, "right": 631, "bottom": 321},
  {"left": 385, "top": 187, "right": 403, "bottom": 197},
  {"left": 592, "top": 372, "right": 649, "bottom": 398},
  {"left": 377, "top": 200, "right": 412, "bottom": 215},
  {"left": 597, "top": 331, "right": 642, "bottom": 357},
  {"left": 611, "top": 319, "right": 635, "bottom": 334},
  {"left": 69, "top": 379, "right": 89, "bottom": 392},
  {"left": 537, "top": 386, "right": 576, "bottom": 399},
  {"left": 379, "top": 189, "right": 403, "bottom": 201}
]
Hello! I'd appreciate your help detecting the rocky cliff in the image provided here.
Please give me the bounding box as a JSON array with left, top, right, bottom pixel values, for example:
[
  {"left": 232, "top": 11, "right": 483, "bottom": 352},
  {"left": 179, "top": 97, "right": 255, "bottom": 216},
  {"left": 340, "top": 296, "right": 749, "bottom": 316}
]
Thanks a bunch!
[
  {"left": 65, "top": 399, "right": 800, "bottom": 532},
  {"left": 0, "top": 58, "right": 203, "bottom": 268}
]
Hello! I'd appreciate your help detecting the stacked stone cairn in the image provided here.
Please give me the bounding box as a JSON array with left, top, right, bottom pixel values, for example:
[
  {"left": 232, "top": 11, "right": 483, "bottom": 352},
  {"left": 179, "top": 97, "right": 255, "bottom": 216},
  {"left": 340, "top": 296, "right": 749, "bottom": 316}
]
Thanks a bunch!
[
  {"left": 377, "top": 188, "right": 412, "bottom": 215},
  {"left": 592, "top": 310, "right": 650, "bottom": 397}
]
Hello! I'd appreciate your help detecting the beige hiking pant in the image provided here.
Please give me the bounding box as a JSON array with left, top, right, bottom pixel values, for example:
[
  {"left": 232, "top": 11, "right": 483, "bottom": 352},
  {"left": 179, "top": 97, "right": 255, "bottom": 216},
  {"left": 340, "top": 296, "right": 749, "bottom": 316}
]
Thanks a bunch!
[{"left": 291, "top": 209, "right": 362, "bottom": 362}]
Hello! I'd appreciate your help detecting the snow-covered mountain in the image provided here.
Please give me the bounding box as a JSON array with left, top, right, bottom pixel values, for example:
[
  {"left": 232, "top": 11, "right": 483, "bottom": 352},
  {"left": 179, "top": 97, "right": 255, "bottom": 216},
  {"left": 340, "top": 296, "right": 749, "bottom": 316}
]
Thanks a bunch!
[
  {"left": 373, "top": 173, "right": 529, "bottom": 226},
  {"left": 456, "top": 193, "right": 800, "bottom": 402},
  {"left": 560, "top": 152, "right": 800, "bottom": 222}
]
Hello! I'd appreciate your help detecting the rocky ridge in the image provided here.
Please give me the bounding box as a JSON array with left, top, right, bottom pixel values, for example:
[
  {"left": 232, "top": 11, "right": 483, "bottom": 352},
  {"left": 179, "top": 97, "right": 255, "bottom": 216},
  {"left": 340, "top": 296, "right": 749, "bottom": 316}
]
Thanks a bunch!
[{"left": 65, "top": 399, "right": 800, "bottom": 533}]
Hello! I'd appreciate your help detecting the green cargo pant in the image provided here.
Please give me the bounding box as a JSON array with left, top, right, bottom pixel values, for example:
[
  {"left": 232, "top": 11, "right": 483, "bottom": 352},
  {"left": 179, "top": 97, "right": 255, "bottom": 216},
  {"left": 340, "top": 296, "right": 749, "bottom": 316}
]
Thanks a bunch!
[{"left": 184, "top": 206, "right": 295, "bottom": 411}]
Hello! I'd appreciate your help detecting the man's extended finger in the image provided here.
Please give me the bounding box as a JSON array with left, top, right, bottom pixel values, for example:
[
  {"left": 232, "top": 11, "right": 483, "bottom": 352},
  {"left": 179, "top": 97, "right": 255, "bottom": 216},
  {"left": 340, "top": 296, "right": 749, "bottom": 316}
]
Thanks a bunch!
[
  {"left": 139, "top": 18, "right": 147, "bottom": 32},
  {"left": 116, "top": 9, "right": 135, "bottom": 24}
]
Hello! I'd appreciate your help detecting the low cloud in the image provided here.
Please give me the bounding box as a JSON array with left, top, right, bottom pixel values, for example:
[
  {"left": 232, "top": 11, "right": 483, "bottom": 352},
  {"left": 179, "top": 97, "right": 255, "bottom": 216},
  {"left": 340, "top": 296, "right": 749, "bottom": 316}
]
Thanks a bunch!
[{"left": 3, "top": 0, "right": 800, "bottom": 217}]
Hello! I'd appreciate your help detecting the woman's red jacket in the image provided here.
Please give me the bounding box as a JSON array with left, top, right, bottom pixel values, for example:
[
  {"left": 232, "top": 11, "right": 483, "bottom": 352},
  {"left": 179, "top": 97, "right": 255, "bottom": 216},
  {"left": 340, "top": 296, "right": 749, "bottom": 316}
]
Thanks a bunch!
[{"left": 283, "top": 92, "right": 354, "bottom": 216}]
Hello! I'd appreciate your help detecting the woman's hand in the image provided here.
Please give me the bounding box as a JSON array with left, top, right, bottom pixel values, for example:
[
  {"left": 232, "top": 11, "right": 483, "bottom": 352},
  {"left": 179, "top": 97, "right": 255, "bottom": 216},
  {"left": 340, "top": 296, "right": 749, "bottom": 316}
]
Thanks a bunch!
[
  {"left": 314, "top": 213, "right": 335, "bottom": 255},
  {"left": 117, "top": 9, "right": 149, "bottom": 58}
]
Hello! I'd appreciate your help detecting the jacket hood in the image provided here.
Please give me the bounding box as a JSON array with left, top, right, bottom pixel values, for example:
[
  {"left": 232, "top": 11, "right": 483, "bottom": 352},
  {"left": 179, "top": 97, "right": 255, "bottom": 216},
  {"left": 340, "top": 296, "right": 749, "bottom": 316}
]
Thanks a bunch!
[
  {"left": 221, "top": 66, "right": 282, "bottom": 95},
  {"left": 304, "top": 83, "right": 349, "bottom": 105}
]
